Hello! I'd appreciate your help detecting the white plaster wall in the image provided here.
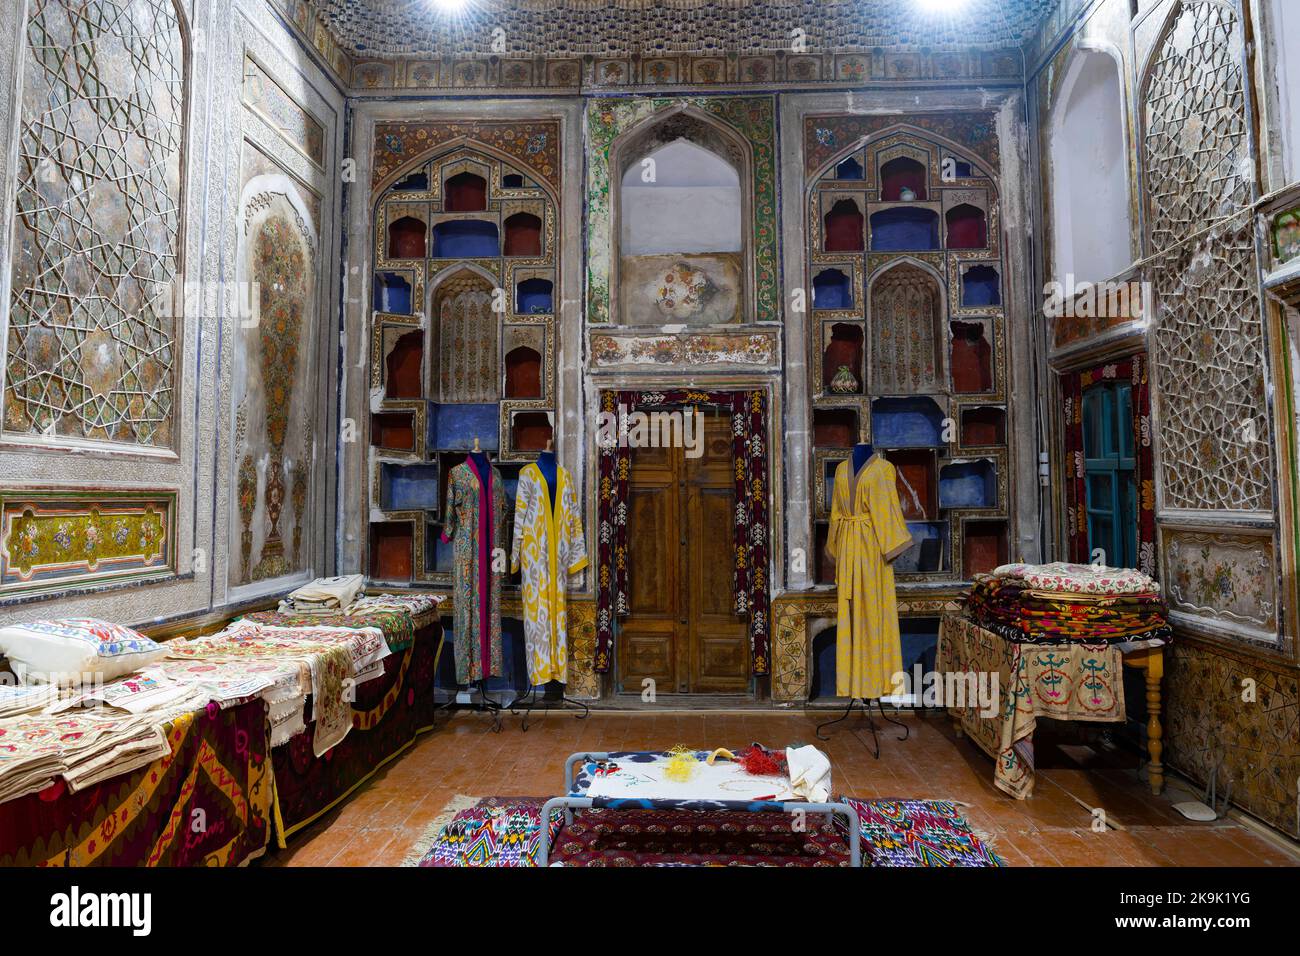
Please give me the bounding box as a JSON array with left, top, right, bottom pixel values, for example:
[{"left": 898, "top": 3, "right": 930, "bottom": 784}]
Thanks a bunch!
[
  {"left": 1268, "top": 0, "right": 1300, "bottom": 187},
  {"left": 620, "top": 140, "right": 742, "bottom": 255},
  {"left": 1051, "top": 48, "right": 1132, "bottom": 285}
]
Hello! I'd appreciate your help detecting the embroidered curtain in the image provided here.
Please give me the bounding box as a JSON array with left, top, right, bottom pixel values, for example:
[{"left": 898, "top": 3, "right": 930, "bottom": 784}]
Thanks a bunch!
[
  {"left": 595, "top": 389, "right": 770, "bottom": 675},
  {"left": 1060, "top": 355, "right": 1157, "bottom": 577}
]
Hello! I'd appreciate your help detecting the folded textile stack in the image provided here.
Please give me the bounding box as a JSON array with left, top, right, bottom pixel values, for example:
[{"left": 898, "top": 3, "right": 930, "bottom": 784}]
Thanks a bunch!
[
  {"left": 277, "top": 574, "right": 366, "bottom": 615},
  {"left": 964, "top": 562, "right": 1171, "bottom": 645},
  {"left": 164, "top": 620, "right": 390, "bottom": 755},
  {"left": 0, "top": 704, "right": 190, "bottom": 804},
  {"left": 347, "top": 592, "right": 444, "bottom": 618}
]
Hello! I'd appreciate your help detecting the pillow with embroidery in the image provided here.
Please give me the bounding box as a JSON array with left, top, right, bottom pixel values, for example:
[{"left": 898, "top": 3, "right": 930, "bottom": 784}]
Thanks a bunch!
[{"left": 0, "top": 618, "right": 165, "bottom": 686}]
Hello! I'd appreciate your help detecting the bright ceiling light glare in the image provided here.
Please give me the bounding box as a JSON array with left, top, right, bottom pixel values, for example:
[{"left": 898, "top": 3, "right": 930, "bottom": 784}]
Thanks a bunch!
[
  {"left": 429, "top": 0, "right": 469, "bottom": 13},
  {"left": 916, "top": 0, "right": 970, "bottom": 12}
]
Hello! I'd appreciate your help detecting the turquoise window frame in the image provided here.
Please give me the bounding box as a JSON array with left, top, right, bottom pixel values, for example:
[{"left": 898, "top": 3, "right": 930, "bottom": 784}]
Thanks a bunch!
[{"left": 1081, "top": 380, "right": 1137, "bottom": 569}]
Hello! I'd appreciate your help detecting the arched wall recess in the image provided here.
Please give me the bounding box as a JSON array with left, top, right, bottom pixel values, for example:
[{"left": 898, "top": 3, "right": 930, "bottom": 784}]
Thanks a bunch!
[
  {"left": 609, "top": 105, "right": 755, "bottom": 326},
  {"left": 1049, "top": 43, "right": 1133, "bottom": 286}
]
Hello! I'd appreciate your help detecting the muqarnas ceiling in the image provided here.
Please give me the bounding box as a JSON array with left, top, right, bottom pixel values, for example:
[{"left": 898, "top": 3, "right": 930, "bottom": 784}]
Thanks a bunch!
[{"left": 307, "top": 0, "right": 1056, "bottom": 59}]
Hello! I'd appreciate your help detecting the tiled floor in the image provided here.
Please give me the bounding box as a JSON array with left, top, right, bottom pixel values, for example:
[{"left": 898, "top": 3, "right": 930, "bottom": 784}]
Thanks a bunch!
[{"left": 261, "top": 710, "right": 1300, "bottom": 867}]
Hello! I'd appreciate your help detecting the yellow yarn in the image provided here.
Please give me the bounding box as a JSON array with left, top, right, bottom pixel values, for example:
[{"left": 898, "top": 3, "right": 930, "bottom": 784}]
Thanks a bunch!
[{"left": 663, "top": 745, "right": 699, "bottom": 782}]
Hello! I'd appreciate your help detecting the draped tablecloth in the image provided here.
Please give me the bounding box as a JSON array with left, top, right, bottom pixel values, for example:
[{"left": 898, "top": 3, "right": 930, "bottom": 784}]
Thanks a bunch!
[{"left": 936, "top": 615, "right": 1125, "bottom": 799}]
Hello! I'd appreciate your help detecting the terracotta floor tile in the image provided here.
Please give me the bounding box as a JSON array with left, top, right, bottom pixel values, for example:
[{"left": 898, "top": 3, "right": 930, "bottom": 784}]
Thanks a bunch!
[{"left": 257, "top": 711, "right": 1300, "bottom": 868}]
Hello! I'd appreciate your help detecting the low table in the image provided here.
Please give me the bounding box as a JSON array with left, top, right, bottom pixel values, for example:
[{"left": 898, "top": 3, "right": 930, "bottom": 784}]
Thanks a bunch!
[
  {"left": 937, "top": 615, "right": 1165, "bottom": 799},
  {"left": 537, "top": 750, "right": 863, "bottom": 866}
]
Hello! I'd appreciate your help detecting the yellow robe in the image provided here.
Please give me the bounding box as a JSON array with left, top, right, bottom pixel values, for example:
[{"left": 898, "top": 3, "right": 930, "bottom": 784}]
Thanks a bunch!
[
  {"left": 510, "top": 463, "right": 589, "bottom": 685},
  {"left": 827, "top": 455, "right": 913, "bottom": 699}
]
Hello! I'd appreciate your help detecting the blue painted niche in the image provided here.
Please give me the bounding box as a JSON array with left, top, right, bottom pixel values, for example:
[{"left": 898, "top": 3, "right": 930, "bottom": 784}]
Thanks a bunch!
[
  {"left": 810, "top": 618, "right": 940, "bottom": 701},
  {"left": 813, "top": 268, "right": 853, "bottom": 310},
  {"left": 432, "top": 220, "right": 500, "bottom": 258},
  {"left": 381, "top": 462, "right": 440, "bottom": 512},
  {"left": 961, "top": 265, "right": 1000, "bottom": 307},
  {"left": 373, "top": 272, "right": 412, "bottom": 314},
  {"left": 836, "top": 157, "right": 865, "bottom": 180},
  {"left": 871, "top": 396, "right": 945, "bottom": 448},
  {"left": 869, "top": 207, "right": 940, "bottom": 251},
  {"left": 939, "top": 459, "right": 997, "bottom": 509},
  {"left": 895, "top": 521, "right": 948, "bottom": 574},
  {"left": 516, "top": 277, "right": 553, "bottom": 314},
  {"left": 428, "top": 403, "right": 501, "bottom": 451}
]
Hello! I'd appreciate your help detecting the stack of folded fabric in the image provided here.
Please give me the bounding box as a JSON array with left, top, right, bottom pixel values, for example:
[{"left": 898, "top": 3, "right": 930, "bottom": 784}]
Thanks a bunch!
[
  {"left": 964, "top": 562, "right": 1171, "bottom": 645},
  {"left": 347, "top": 592, "right": 444, "bottom": 618},
  {"left": 277, "top": 574, "right": 366, "bottom": 615}
]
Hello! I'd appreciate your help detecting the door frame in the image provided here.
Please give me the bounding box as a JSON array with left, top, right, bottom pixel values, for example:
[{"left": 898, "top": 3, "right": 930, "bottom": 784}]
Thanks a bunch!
[{"left": 587, "top": 377, "right": 782, "bottom": 698}]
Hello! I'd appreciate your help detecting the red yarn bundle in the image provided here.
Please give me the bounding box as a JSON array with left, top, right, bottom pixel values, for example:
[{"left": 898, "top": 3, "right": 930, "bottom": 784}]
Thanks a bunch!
[{"left": 736, "top": 744, "right": 786, "bottom": 776}]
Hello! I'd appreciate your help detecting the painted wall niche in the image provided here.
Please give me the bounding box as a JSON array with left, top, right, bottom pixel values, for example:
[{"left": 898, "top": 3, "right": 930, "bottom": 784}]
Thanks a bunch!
[{"left": 614, "top": 107, "right": 752, "bottom": 325}]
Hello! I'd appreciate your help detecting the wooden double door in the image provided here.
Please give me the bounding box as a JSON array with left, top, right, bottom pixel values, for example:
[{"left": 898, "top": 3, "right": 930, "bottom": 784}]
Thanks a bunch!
[{"left": 617, "top": 411, "right": 750, "bottom": 695}]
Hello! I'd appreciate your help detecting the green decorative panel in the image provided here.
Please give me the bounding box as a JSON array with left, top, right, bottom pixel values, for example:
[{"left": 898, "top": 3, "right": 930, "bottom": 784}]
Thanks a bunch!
[
  {"left": 0, "top": 491, "right": 177, "bottom": 598},
  {"left": 586, "top": 96, "right": 778, "bottom": 324}
]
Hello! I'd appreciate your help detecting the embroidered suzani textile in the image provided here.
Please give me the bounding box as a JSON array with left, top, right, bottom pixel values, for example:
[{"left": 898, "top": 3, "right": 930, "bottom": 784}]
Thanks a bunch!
[
  {"left": 937, "top": 615, "right": 1125, "bottom": 798},
  {"left": 441, "top": 457, "right": 507, "bottom": 683},
  {"left": 510, "top": 463, "right": 588, "bottom": 686}
]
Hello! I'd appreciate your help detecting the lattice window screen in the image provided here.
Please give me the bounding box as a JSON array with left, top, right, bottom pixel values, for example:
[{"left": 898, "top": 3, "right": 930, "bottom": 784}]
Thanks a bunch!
[
  {"left": 1150, "top": 218, "right": 1271, "bottom": 513},
  {"left": 1141, "top": 0, "right": 1251, "bottom": 254}
]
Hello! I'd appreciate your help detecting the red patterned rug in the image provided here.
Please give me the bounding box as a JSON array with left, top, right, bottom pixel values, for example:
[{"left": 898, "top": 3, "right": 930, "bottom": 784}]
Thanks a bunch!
[{"left": 404, "top": 795, "right": 1005, "bottom": 867}]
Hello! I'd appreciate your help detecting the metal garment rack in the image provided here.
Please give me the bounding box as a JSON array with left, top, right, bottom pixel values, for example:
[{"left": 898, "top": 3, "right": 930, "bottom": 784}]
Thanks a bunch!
[
  {"left": 814, "top": 697, "right": 909, "bottom": 758},
  {"left": 508, "top": 684, "right": 589, "bottom": 731}
]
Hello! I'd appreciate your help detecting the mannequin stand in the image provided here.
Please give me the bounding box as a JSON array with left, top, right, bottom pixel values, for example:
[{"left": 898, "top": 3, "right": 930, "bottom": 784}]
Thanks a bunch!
[
  {"left": 815, "top": 697, "right": 909, "bottom": 758},
  {"left": 434, "top": 679, "right": 504, "bottom": 733},
  {"left": 508, "top": 682, "right": 590, "bottom": 732}
]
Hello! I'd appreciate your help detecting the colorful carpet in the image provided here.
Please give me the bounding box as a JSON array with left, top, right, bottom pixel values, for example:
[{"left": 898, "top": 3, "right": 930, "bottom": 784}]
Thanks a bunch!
[{"left": 405, "top": 795, "right": 1004, "bottom": 867}]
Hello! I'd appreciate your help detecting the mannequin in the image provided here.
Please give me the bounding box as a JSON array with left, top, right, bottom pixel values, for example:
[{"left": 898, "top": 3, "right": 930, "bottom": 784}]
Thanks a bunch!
[
  {"left": 852, "top": 441, "right": 875, "bottom": 475},
  {"left": 822, "top": 440, "right": 912, "bottom": 757},
  {"left": 536, "top": 439, "right": 559, "bottom": 510},
  {"left": 438, "top": 433, "right": 507, "bottom": 730},
  {"left": 509, "top": 438, "right": 590, "bottom": 728}
]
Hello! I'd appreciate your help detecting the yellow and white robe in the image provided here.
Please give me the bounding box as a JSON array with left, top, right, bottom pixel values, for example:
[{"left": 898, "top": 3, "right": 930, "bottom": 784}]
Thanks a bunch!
[
  {"left": 827, "top": 454, "right": 913, "bottom": 699},
  {"left": 510, "top": 463, "right": 589, "bottom": 685}
]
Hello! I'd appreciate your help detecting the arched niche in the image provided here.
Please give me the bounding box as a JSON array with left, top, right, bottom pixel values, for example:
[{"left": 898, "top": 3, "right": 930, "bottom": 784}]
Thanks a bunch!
[
  {"left": 516, "top": 277, "right": 553, "bottom": 314},
  {"left": 387, "top": 215, "right": 427, "bottom": 259},
  {"left": 824, "top": 199, "right": 865, "bottom": 252},
  {"left": 431, "top": 219, "right": 499, "bottom": 258},
  {"left": 444, "top": 170, "right": 487, "bottom": 211},
  {"left": 869, "top": 261, "right": 943, "bottom": 394},
  {"left": 961, "top": 264, "right": 1001, "bottom": 307},
  {"left": 619, "top": 137, "right": 741, "bottom": 255},
  {"left": 880, "top": 156, "right": 928, "bottom": 201},
  {"left": 612, "top": 107, "right": 751, "bottom": 325},
  {"left": 1050, "top": 45, "right": 1132, "bottom": 284},
  {"left": 870, "top": 206, "right": 940, "bottom": 252},
  {"left": 430, "top": 267, "right": 498, "bottom": 403},
  {"left": 813, "top": 268, "right": 852, "bottom": 310},
  {"left": 945, "top": 203, "right": 987, "bottom": 249},
  {"left": 504, "top": 346, "right": 543, "bottom": 398},
  {"left": 503, "top": 212, "right": 542, "bottom": 257}
]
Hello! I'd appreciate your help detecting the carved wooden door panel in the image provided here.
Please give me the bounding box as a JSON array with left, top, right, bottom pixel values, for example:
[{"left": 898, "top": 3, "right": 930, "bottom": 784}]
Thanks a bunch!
[
  {"left": 619, "top": 412, "right": 749, "bottom": 695},
  {"left": 684, "top": 414, "right": 750, "bottom": 693}
]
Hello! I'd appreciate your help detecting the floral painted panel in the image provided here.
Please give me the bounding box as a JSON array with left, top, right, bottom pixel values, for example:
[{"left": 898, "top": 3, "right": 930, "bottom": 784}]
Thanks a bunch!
[
  {"left": 5, "top": 0, "right": 184, "bottom": 447},
  {"left": 1162, "top": 530, "right": 1278, "bottom": 640},
  {"left": 231, "top": 181, "right": 319, "bottom": 587},
  {"left": 0, "top": 491, "right": 175, "bottom": 598},
  {"left": 1166, "top": 639, "right": 1300, "bottom": 838},
  {"left": 370, "top": 120, "right": 560, "bottom": 193}
]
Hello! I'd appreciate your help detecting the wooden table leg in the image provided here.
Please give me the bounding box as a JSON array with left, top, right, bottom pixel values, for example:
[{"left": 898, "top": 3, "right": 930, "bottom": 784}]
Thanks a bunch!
[{"left": 1144, "top": 649, "right": 1164, "bottom": 795}]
